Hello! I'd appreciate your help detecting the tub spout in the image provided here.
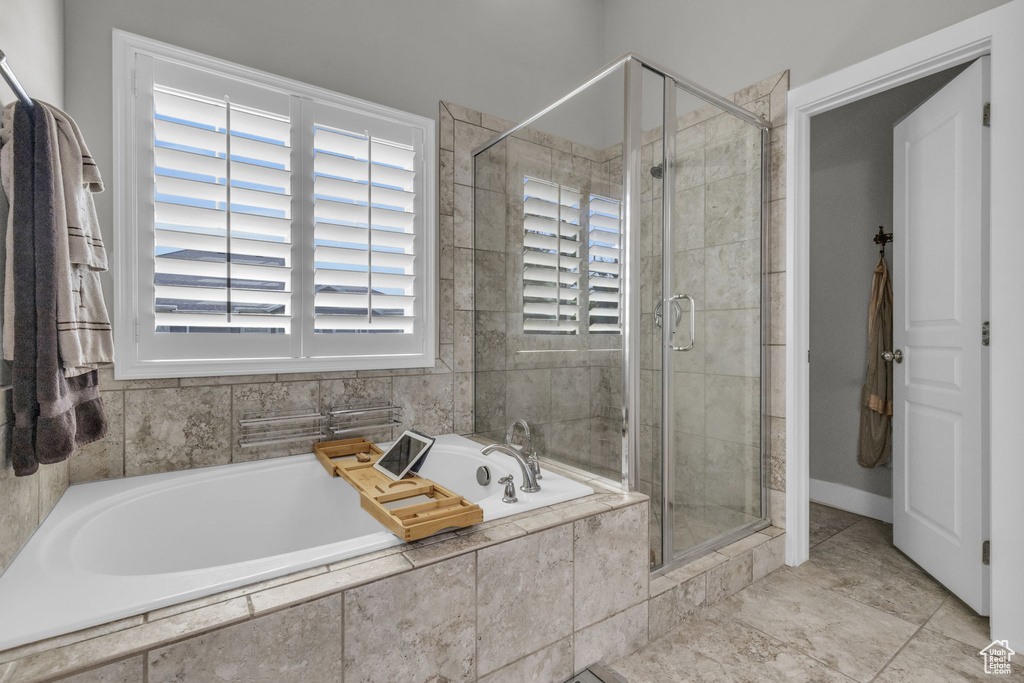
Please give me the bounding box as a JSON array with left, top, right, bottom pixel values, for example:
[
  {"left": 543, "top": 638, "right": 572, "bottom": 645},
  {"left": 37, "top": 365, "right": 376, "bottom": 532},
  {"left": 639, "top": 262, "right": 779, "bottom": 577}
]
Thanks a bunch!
[{"left": 480, "top": 444, "right": 541, "bottom": 493}]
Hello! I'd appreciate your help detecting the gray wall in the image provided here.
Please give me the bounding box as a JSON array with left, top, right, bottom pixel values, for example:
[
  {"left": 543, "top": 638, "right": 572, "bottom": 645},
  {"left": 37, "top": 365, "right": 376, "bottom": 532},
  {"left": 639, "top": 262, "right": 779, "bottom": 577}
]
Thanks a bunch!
[
  {"left": 63, "top": 0, "right": 603, "bottom": 268},
  {"left": 59, "top": 0, "right": 1014, "bottom": 335},
  {"left": 808, "top": 67, "right": 966, "bottom": 497},
  {"left": 601, "top": 0, "right": 1009, "bottom": 98},
  {"left": 0, "top": 0, "right": 63, "bottom": 108},
  {"left": 65, "top": 0, "right": 602, "bottom": 123},
  {"left": 0, "top": 0, "right": 65, "bottom": 387}
]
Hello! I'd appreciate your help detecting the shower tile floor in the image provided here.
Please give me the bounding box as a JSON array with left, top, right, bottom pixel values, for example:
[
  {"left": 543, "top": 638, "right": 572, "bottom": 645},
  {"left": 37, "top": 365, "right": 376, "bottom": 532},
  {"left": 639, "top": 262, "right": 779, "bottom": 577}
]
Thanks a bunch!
[{"left": 615, "top": 502, "right": 1022, "bottom": 682}]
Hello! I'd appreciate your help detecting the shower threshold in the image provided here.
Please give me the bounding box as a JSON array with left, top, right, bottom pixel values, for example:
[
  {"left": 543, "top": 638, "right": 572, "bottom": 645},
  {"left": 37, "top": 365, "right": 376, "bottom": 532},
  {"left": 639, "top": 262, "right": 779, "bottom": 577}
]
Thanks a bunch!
[
  {"left": 656, "top": 518, "right": 772, "bottom": 576},
  {"left": 563, "top": 661, "right": 629, "bottom": 683}
]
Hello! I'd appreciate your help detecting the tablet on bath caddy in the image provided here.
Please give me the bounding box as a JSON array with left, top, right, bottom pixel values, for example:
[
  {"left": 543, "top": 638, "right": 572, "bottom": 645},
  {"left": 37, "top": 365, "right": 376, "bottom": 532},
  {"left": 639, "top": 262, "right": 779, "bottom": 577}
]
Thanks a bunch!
[{"left": 372, "top": 430, "right": 435, "bottom": 481}]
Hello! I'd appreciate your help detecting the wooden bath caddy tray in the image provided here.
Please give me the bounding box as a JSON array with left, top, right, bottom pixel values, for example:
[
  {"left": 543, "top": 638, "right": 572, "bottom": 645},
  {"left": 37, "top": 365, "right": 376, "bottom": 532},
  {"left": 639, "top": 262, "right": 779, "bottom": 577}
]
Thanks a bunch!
[{"left": 313, "top": 437, "right": 483, "bottom": 542}]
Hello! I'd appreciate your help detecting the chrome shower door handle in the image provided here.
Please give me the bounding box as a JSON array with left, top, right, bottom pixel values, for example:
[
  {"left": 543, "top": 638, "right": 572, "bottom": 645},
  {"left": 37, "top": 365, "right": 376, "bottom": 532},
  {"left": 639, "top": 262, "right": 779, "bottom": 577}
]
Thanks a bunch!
[
  {"left": 669, "top": 294, "right": 695, "bottom": 351},
  {"left": 654, "top": 299, "right": 683, "bottom": 329}
]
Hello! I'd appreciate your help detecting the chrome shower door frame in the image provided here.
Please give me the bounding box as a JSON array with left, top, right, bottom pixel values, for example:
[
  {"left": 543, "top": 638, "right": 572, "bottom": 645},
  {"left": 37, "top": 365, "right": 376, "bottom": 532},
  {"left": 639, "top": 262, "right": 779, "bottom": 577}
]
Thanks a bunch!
[{"left": 631, "top": 59, "right": 774, "bottom": 569}]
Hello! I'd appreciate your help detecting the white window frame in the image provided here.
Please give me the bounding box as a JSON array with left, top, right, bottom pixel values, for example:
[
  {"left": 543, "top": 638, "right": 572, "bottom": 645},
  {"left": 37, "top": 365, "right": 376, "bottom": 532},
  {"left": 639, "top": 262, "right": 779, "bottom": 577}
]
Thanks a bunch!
[{"left": 112, "top": 31, "right": 436, "bottom": 379}]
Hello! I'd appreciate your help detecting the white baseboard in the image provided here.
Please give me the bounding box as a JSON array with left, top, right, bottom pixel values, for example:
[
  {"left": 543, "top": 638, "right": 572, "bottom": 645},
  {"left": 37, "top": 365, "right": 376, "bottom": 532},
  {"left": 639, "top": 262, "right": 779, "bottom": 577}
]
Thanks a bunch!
[{"left": 809, "top": 478, "right": 893, "bottom": 523}]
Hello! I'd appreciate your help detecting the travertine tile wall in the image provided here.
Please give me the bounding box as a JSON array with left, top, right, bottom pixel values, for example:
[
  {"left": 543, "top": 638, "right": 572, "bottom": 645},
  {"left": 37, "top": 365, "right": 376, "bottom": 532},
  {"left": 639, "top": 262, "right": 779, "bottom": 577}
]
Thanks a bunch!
[
  {"left": 766, "top": 74, "right": 788, "bottom": 533},
  {"left": 467, "top": 117, "right": 625, "bottom": 481},
  {"left": 0, "top": 406, "right": 69, "bottom": 573}
]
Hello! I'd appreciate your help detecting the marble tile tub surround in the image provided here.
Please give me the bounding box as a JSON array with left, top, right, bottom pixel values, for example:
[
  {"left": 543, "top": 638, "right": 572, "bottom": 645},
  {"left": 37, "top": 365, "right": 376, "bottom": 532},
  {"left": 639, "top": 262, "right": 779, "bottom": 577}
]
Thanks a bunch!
[{"left": 0, "top": 486, "right": 657, "bottom": 683}]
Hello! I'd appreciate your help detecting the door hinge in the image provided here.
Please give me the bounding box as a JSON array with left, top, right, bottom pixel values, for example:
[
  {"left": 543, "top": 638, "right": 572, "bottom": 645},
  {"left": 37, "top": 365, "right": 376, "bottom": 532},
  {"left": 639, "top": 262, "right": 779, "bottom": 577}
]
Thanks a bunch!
[
  {"left": 807, "top": 349, "right": 810, "bottom": 363},
  {"left": 134, "top": 319, "right": 140, "bottom": 342},
  {"left": 983, "top": 540, "right": 991, "bottom": 566},
  {"left": 982, "top": 321, "right": 990, "bottom": 346},
  {"left": 983, "top": 102, "right": 991, "bottom": 127}
]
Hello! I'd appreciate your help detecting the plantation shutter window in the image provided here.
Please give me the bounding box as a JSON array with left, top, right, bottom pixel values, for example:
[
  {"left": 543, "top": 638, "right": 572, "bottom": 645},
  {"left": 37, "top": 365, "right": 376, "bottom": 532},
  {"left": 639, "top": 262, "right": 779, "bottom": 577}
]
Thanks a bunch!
[
  {"left": 521, "top": 177, "right": 582, "bottom": 335},
  {"left": 152, "top": 90, "right": 293, "bottom": 335},
  {"left": 116, "top": 34, "right": 435, "bottom": 378},
  {"left": 305, "top": 100, "right": 428, "bottom": 358},
  {"left": 136, "top": 57, "right": 298, "bottom": 364},
  {"left": 588, "top": 193, "right": 623, "bottom": 334}
]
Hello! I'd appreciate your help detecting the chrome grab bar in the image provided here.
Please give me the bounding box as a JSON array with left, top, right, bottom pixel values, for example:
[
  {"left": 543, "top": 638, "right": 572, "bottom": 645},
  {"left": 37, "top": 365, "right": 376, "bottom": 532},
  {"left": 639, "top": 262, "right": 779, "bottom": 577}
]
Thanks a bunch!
[{"left": 670, "top": 294, "right": 695, "bottom": 352}]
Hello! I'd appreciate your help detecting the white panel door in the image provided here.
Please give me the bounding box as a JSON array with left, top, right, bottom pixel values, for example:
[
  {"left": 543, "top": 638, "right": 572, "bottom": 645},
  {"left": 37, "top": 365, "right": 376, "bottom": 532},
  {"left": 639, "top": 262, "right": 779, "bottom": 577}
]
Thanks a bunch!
[{"left": 892, "top": 57, "right": 988, "bottom": 614}]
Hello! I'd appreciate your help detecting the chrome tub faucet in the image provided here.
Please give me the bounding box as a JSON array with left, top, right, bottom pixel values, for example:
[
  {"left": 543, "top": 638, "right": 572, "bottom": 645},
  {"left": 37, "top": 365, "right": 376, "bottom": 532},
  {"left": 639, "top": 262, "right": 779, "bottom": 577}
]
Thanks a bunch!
[{"left": 481, "top": 443, "right": 541, "bottom": 493}]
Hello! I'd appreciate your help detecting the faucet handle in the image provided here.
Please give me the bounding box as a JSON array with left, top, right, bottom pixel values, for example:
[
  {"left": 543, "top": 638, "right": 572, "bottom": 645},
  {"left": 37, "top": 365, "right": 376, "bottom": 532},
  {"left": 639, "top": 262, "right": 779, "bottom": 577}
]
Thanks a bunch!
[
  {"left": 527, "top": 452, "right": 542, "bottom": 480},
  {"left": 498, "top": 475, "right": 517, "bottom": 504}
]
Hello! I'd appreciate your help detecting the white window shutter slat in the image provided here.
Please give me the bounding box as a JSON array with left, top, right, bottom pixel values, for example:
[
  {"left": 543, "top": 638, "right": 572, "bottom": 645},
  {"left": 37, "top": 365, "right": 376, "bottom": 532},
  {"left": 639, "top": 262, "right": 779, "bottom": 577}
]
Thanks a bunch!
[
  {"left": 311, "top": 118, "right": 419, "bottom": 338},
  {"left": 151, "top": 81, "right": 293, "bottom": 337},
  {"left": 521, "top": 177, "right": 582, "bottom": 335},
  {"left": 588, "top": 192, "right": 623, "bottom": 334}
]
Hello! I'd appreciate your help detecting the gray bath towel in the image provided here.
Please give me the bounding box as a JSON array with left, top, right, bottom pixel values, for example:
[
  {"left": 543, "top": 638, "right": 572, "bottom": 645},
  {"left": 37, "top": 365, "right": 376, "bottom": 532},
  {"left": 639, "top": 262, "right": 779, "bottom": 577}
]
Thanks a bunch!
[
  {"left": 10, "top": 102, "right": 106, "bottom": 477},
  {"left": 1, "top": 101, "right": 114, "bottom": 377}
]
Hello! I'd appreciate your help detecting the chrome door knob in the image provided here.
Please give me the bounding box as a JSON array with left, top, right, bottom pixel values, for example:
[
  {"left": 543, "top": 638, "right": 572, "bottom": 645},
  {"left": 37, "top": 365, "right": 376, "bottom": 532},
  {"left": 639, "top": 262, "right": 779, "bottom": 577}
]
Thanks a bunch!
[{"left": 882, "top": 349, "right": 904, "bottom": 363}]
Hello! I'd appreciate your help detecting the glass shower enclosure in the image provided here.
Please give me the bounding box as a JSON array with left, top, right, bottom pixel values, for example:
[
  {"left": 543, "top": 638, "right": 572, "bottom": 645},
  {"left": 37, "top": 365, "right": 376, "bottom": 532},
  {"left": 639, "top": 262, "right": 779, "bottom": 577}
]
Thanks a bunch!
[{"left": 472, "top": 54, "right": 771, "bottom": 570}]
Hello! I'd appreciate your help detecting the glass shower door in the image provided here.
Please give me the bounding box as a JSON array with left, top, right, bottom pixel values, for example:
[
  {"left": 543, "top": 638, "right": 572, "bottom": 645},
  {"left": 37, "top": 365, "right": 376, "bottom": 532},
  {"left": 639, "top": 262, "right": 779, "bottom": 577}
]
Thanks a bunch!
[{"left": 655, "top": 80, "right": 768, "bottom": 565}]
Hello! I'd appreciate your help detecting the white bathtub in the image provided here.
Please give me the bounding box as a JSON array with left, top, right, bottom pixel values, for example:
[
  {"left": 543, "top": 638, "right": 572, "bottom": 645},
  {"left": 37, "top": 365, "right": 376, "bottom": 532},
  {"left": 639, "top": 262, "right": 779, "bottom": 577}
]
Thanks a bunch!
[{"left": 0, "top": 434, "right": 592, "bottom": 651}]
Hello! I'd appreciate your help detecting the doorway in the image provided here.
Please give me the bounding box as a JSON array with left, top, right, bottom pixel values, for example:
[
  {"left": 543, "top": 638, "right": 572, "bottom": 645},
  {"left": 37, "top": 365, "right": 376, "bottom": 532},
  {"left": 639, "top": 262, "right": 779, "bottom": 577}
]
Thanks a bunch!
[
  {"left": 787, "top": 0, "right": 1024, "bottom": 647},
  {"left": 807, "top": 60, "right": 989, "bottom": 616}
]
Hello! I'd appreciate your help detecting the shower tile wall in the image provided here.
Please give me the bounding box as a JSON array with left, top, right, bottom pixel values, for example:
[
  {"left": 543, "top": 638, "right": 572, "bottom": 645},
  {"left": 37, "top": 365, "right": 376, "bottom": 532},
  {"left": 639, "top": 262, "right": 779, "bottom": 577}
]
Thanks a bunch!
[
  {"left": 766, "top": 73, "right": 788, "bottom": 531},
  {"left": 472, "top": 128, "right": 624, "bottom": 481}
]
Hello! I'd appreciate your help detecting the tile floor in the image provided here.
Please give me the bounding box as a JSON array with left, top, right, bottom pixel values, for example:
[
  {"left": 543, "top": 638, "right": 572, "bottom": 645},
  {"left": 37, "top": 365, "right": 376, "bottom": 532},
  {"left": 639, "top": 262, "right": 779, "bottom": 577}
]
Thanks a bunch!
[{"left": 612, "top": 502, "right": 1022, "bottom": 682}]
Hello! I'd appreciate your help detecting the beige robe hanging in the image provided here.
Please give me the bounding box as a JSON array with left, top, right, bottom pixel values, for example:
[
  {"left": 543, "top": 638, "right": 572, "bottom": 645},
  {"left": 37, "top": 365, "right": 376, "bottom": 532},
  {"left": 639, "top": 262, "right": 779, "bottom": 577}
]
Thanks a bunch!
[{"left": 858, "top": 255, "right": 894, "bottom": 467}]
